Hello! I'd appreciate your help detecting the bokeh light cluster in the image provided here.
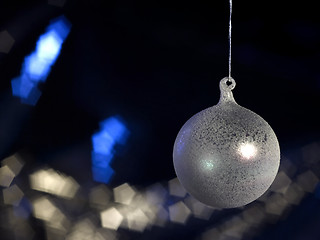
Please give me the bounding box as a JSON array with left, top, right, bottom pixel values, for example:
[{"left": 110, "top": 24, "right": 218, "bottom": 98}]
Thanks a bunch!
[
  {"left": 91, "top": 116, "right": 129, "bottom": 184},
  {"left": 0, "top": 141, "right": 320, "bottom": 239},
  {"left": 11, "top": 16, "right": 71, "bottom": 105}
]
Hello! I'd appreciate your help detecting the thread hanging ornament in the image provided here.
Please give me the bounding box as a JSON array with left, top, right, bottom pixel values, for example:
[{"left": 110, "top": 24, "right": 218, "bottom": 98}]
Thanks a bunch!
[{"left": 173, "top": 1, "right": 280, "bottom": 208}]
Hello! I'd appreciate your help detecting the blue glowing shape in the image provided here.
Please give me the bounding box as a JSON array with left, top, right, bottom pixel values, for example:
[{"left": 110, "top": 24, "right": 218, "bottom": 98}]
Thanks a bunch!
[
  {"left": 91, "top": 116, "right": 129, "bottom": 184},
  {"left": 92, "top": 165, "right": 114, "bottom": 184},
  {"left": 20, "top": 88, "right": 41, "bottom": 105},
  {"left": 91, "top": 151, "right": 114, "bottom": 168},
  {"left": 11, "top": 76, "right": 41, "bottom": 105},
  {"left": 47, "top": 16, "right": 71, "bottom": 41},
  {"left": 92, "top": 131, "right": 116, "bottom": 155},
  {"left": 23, "top": 53, "right": 52, "bottom": 81},
  {"left": 99, "top": 117, "right": 129, "bottom": 144},
  {"left": 36, "top": 31, "right": 62, "bottom": 63},
  {"left": 11, "top": 76, "right": 35, "bottom": 98},
  {"left": 11, "top": 15, "right": 71, "bottom": 105}
]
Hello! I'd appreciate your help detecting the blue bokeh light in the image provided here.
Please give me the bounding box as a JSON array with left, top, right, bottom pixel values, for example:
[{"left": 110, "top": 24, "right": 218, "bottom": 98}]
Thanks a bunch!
[
  {"left": 92, "top": 132, "right": 116, "bottom": 156},
  {"left": 92, "top": 164, "right": 115, "bottom": 184},
  {"left": 23, "top": 53, "right": 52, "bottom": 81},
  {"left": 91, "top": 116, "right": 129, "bottom": 184},
  {"left": 11, "top": 15, "right": 71, "bottom": 105}
]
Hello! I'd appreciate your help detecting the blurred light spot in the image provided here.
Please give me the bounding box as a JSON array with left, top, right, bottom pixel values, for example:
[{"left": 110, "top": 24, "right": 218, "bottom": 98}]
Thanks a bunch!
[
  {"left": 202, "top": 228, "right": 221, "bottom": 240},
  {"left": 99, "top": 117, "right": 129, "bottom": 145},
  {"left": 1, "top": 154, "right": 24, "bottom": 176},
  {"left": 127, "top": 208, "right": 149, "bottom": 232},
  {"left": 24, "top": 53, "right": 51, "bottom": 80},
  {"left": 184, "top": 196, "right": 214, "bottom": 220},
  {"left": 95, "top": 228, "right": 118, "bottom": 240},
  {"left": 32, "top": 197, "right": 56, "bottom": 221},
  {"left": 239, "top": 143, "right": 257, "bottom": 160},
  {"left": 270, "top": 171, "right": 292, "bottom": 194},
  {"left": 0, "top": 165, "right": 15, "bottom": 187},
  {"left": 37, "top": 32, "right": 63, "bottom": 60},
  {"left": 279, "top": 157, "right": 297, "bottom": 177},
  {"left": 265, "top": 193, "right": 288, "bottom": 215},
  {"left": 91, "top": 116, "right": 129, "bottom": 184},
  {"left": 93, "top": 117, "right": 128, "bottom": 155},
  {"left": 32, "top": 197, "right": 68, "bottom": 232},
  {"left": 283, "top": 183, "right": 305, "bottom": 205},
  {"left": 222, "top": 216, "right": 249, "bottom": 239},
  {"left": 168, "top": 201, "right": 191, "bottom": 224},
  {"left": 296, "top": 170, "right": 319, "bottom": 192},
  {"left": 0, "top": 30, "right": 15, "bottom": 53},
  {"left": 128, "top": 191, "right": 164, "bottom": 230},
  {"left": 153, "top": 205, "right": 169, "bottom": 227},
  {"left": 92, "top": 134, "right": 115, "bottom": 156},
  {"left": 46, "top": 226, "right": 66, "bottom": 240},
  {"left": 11, "top": 75, "right": 41, "bottom": 105},
  {"left": 113, "top": 183, "right": 136, "bottom": 205},
  {"left": 119, "top": 189, "right": 167, "bottom": 229},
  {"left": 48, "top": 0, "right": 66, "bottom": 7},
  {"left": 145, "top": 183, "right": 167, "bottom": 206},
  {"left": 11, "top": 15, "right": 71, "bottom": 105},
  {"left": 168, "top": 178, "right": 187, "bottom": 198},
  {"left": 91, "top": 163, "right": 114, "bottom": 185},
  {"left": 66, "top": 218, "right": 96, "bottom": 240},
  {"left": 242, "top": 204, "right": 265, "bottom": 226},
  {"left": 29, "top": 168, "right": 79, "bottom": 199},
  {"left": 89, "top": 184, "right": 112, "bottom": 209},
  {"left": 13, "top": 198, "right": 31, "bottom": 219},
  {"left": 144, "top": 184, "right": 169, "bottom": 226},
  {"left": 100, "top": 207, "right": 123, "bottom": 230},
  {"left": 2, "top": 184, "right": 24, "bottom": 206}
]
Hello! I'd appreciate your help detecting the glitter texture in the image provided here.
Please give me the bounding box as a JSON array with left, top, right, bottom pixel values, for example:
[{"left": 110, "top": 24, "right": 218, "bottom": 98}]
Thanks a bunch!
[{"left": 173, "top": 77, "right": 280, "bottom": 208}]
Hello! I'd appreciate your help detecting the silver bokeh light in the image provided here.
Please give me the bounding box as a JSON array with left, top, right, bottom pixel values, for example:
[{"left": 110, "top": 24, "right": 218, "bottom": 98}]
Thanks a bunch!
[{"left": 173, "top": 77, "right": 280, "bottom": 208}]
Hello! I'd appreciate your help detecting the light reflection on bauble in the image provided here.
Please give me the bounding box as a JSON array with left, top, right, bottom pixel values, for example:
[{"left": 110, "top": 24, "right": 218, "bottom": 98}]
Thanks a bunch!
[{"left": 239, "top": 143, "right": 257, "bottom": 160}]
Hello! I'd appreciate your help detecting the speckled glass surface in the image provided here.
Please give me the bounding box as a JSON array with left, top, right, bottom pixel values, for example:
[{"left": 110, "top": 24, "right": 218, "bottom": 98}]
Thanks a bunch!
[{"left": 173, "top": 77, "right": 280, "bottom": 208}]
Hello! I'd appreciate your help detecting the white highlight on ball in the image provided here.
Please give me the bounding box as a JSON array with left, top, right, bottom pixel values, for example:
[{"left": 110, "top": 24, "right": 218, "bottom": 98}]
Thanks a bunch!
[{"left": 239, "top": 143, "right": 257, "bottom": 160}]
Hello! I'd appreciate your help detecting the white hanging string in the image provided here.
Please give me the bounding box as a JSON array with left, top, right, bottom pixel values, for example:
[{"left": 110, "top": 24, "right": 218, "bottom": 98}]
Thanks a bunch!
[{"left": 228, "top": 0, "right": 232, "bottom": 79}]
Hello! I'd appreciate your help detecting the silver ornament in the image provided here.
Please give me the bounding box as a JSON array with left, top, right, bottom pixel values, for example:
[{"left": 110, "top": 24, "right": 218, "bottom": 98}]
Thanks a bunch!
[{"left": 173, "top": 77, "right": 280, "bottom": 208}]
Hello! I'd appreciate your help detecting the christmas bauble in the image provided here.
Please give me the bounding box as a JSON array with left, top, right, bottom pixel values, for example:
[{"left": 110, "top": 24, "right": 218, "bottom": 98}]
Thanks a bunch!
[{"left": 173, "top": 77, "right": 280, "bottom": 208}]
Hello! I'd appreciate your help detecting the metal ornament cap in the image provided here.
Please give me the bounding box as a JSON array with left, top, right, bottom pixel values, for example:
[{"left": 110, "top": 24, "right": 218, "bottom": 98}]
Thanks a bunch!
[{"left": 173, "top": 77, "right": 280, "bottom": 208}]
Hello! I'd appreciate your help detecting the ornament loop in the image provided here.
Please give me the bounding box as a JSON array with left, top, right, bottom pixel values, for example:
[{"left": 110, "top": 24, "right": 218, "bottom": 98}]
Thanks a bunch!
[
  {"left": 220, "top": 77, "right": 236, "bottom": 91},
  {"left": 219, "top": 77, "right": 236, "bottom": 104}
]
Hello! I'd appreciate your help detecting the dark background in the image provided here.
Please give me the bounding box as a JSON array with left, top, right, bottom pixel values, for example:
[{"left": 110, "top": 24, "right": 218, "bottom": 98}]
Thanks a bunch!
[{"left": 0, "top": 0, "right": 320, "bottom": 239}]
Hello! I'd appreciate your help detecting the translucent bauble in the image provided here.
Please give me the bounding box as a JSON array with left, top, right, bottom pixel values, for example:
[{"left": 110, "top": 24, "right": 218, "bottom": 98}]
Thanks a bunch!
[{"left": 173, "top": 77, "right": 280, "bottom": 208}]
